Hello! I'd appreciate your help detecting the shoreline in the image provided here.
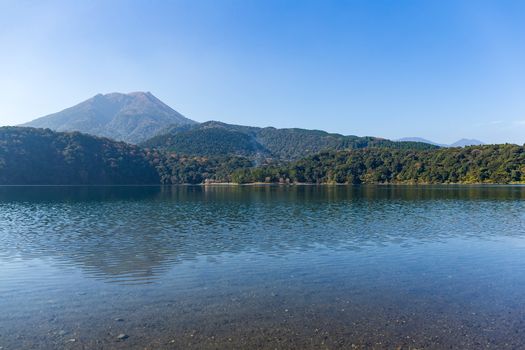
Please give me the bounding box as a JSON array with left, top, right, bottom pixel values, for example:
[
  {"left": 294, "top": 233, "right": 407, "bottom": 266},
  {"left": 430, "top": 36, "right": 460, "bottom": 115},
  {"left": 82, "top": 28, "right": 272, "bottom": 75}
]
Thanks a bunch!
[
  {"left": 202, "top": 181, "right": 525, "bottom": 186},
  {"left": 1, "top": 182, "right": 525, "bottom": 187}
]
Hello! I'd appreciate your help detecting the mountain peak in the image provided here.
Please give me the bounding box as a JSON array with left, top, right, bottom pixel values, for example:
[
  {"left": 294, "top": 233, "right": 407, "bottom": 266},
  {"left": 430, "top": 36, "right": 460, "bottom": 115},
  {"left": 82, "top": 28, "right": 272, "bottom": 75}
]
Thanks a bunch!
[
  {"left": 449, "top": 138, "right": 485, "bottom": 147},
  {"left": 23, "top": 92, "right": 197, "bottom": 144},
  {"left": 127, "top": 91, "right": 152, "bottom": 96}
]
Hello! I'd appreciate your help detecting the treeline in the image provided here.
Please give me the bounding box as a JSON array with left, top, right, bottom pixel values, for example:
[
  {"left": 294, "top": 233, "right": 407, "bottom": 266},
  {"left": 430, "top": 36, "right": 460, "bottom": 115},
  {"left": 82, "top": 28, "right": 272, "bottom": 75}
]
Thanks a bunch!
[
  {"left": 149, "top": 150, "right": 254, "bottom": 184},
  {"left": 2, "top": 127, "right": 524, "bottom": 185},
  {"left": 0, "top": 127, "right": 257, "bottom": 185},
  {"left": 230, "top": 145, "right": 525, "bottom": 184}
]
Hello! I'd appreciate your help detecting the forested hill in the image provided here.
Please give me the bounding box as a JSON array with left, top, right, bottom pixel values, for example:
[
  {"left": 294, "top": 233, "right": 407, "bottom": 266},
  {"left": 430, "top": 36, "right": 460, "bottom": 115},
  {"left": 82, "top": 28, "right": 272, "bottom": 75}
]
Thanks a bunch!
[
  {"left": 231, "top": 145, "right": 525, "bottom": 184},
  {"left": 0, "top": 127, "right": 160, "bottom": 185},
  {"left": 141, "top": 121, "right": 438, "bottom": 161}
]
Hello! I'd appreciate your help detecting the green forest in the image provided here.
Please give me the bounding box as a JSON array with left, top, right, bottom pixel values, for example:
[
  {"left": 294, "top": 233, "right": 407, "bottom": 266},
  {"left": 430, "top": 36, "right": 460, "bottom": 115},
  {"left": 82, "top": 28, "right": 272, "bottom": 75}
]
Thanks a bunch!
[
  {"left": 230, "top": 145, "right": 525, "bottom": 184},
  {"left": 1, "top": 127, "right": 524, "bottom": 185}
]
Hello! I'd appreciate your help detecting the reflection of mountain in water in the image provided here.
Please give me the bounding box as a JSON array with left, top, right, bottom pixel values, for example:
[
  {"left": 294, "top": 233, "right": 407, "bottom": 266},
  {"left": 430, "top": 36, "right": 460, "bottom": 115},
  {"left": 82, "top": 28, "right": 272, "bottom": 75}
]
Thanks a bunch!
[{"left": 1, "top": 185, "right": 524, "bottom": 283}]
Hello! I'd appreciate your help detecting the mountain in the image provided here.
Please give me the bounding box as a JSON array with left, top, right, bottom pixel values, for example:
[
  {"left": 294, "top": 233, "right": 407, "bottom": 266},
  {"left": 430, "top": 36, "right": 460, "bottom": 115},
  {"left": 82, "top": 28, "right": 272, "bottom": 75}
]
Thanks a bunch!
[
  {"left": 449, "top": 138, "right": 485, "bottom": 147},
  {"left": 22, "top": 92, "right": 197, "bottom": 144},
  {"left": 141, "top": 121, "right": 438, "bottom": 161},
  {"left": 0, "top": 127, "right": 160, "bottom": 184},
  {"left": 397, "top": 137, "right": 484, "bottom": 148}
]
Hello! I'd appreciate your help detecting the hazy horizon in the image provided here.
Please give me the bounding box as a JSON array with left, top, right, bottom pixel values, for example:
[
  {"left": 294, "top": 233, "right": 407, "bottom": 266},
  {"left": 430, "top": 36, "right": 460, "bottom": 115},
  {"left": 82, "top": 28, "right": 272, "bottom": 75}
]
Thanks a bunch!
[{"left": 1, "top": 0, "right": 524, "bottom": 144}]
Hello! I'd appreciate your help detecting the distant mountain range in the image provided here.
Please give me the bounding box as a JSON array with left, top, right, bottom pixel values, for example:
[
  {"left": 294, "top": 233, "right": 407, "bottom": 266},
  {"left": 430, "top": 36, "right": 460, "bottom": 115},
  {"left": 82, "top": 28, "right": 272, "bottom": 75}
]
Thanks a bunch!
[
  {"left": 397, "top": 137, "right": 485, "bottom": 148},
  {"left": 19, "top": 91, "right": 486, "bottom": 159},
  {"left": 21, "top": 92, "right": 437, "bottom": 160},
  {"left": 22, "top": 92, "right": 196, "bottom": 144}
]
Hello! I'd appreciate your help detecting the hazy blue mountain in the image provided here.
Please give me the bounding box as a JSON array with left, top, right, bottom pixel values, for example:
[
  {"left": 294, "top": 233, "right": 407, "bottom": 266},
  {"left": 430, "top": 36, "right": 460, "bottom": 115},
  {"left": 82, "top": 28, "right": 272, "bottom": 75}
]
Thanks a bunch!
[
  {"left": 397, "top": 137, "right": 485, "bottom": 148},
  {"left": 22, "top": 92, "right": 197, "bottom": 144},
  {"left": 449, "top": 138, "right": 485, "bottom": 147},
  {"left": 142, "top": 121, "right": 438, "bottom": 161}
]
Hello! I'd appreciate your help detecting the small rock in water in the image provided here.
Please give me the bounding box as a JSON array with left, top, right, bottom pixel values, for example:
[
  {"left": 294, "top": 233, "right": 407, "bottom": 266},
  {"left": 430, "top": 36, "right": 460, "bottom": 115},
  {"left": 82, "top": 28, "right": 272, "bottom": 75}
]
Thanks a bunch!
[{"left": 117, "top": 334, "right": 129, "bottom": 340}]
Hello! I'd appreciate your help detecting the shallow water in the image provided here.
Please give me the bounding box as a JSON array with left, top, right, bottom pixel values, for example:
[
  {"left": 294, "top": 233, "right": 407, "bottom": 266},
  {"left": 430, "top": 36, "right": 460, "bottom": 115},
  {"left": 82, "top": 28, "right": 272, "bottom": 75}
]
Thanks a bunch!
[{"left": 1, "top": 185, "right": 525, "bottom": 349}]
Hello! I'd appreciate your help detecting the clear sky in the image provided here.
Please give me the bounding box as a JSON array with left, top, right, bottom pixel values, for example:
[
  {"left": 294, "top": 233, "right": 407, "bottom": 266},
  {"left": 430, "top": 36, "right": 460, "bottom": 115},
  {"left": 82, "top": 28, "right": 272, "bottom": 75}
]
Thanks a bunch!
[{"left": 0, "top": 0, "right": 524, "bottom": 144}]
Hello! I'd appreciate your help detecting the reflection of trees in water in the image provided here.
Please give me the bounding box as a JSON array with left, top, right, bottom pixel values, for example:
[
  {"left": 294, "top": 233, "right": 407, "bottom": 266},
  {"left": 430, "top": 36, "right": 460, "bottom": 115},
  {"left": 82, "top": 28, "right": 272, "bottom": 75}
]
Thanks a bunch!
[
  {"left": 0, "top": 185, "right": 163, "bottom": 203},
  {"left": 1, "top": 185, "right": 524, "bottom": 282}
]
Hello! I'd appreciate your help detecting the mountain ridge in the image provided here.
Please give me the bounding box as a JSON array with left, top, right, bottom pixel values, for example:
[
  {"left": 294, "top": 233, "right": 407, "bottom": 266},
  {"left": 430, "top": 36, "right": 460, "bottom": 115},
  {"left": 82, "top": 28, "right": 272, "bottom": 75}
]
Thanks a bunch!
[
  {"left": 141, "top": 120, "right": 438, "bottom": 161},
  {"left": 21, "top": 92, "right": 485, "bottom": 151}
]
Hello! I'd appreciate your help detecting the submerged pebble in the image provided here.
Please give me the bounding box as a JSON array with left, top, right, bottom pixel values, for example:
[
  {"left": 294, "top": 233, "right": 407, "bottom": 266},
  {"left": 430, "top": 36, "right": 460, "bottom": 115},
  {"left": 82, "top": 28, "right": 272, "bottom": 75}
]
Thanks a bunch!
[{"left": 117, "top": 334, "right": 129, "bottom": 340}]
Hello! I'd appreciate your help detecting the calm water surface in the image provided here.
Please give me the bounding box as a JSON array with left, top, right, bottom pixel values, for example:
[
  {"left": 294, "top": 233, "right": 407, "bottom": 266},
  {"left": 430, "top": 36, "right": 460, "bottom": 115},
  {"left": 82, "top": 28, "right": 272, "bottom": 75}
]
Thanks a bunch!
[{"left": 1, "top": 185, "right": 525, "bottom": 349}]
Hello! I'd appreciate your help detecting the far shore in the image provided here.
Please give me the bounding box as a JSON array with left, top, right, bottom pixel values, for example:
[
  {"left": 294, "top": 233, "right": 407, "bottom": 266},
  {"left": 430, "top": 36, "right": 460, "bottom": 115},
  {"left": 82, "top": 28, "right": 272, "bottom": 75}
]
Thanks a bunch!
[
  {"left": 201, "top": 181, "right": 525, "bottom": 186},
  {"left": 1, "top": 182, "right": 524, "bottom": 187}
]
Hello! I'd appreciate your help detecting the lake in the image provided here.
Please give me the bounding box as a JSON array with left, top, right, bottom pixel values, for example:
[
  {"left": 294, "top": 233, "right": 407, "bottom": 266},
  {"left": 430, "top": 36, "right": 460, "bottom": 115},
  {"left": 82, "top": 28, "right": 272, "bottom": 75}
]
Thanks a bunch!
[{"left": 1, "top": 185, "right": 525, "bottom": 349}]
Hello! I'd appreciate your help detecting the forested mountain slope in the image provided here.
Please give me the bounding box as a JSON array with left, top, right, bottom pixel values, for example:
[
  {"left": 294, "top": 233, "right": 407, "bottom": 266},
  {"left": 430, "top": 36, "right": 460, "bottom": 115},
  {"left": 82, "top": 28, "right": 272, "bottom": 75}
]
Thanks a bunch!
[{"left": 142, "top": 121, "right": 438, "bottom": 161}]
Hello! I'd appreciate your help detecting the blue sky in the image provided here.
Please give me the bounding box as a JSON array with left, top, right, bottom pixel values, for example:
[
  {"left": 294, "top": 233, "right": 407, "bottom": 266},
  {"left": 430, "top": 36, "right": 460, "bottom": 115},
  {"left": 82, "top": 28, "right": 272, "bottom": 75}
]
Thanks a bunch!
[{"left": 0, "top": 0, "right": 524, "bottom": 144}]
